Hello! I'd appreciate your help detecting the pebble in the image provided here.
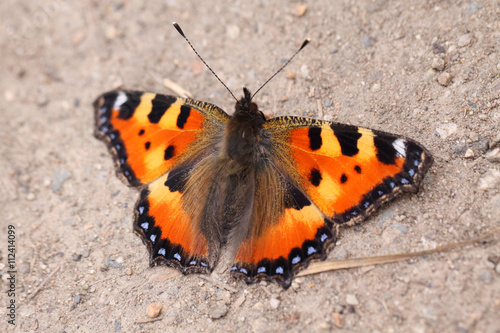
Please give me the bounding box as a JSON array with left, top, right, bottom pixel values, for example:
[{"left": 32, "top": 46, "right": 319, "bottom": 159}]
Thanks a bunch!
[
  {"left": 478, "top": 270, "right": 493, "bottom": 283},
  {"left": 478, "top": 169, "right": 500, "bottom": 190},
  {"left": 361, "top": 34, "right": 374, "bottom": 48},
  {"left": 26, "top": 192, "right": 36, "bottom": 201},
  {"left": 269, "top": 298, "right": 280, "bottom": 309},
  {"left": 468, "top": 132, "right": 479, "bottom": 142},
  {"left": 146, "top": 302, "right": 162, "bottom": 318},
  {"left": 371, "top": 83, "right": 381, "bottom": 92},
  {"left": 52, "top": 168, "right": 72, "bottom": 192},
  {"left": 74, "top": 294, "right": 82, "bottom": 304},
  {"left": 125, "top": 267, "right": 133, "bottom": 275},
  {"left": 209, "top": 303, "right": 228, "bottom": 319},
  {"left": 226, "top": 25, "right": 240, "bottom": 40},
  {"left": 346, "top": 294, "right": 359, "bottom": 305},
  {"left": 464, "top": 148, "right": 474, "bottom": 158},
  {"left": 393, "top": 223, "right": 408, "bottom": 234},
  {"left": 423, "top": 68, "right": 437, "bottom": 82},
  {"left": 293, "top": 4, "right": 307, "bottom": 17},
  {"left": 285, "top": 71, "right": 296, "bottom": 80},
  {"left": 436, "top": 122, "right": 457, "bottom": 139},
  {"left": 485, "top": 148, "right": 500, "bottom": 163},
  {"left": 437, "top": 72, "right": 451, "bottom": 86},
  {"left": 432, "top": 43, "right": 445, "bottom": 54},
  {"left": 457, "top": 34, "right": 472, "bottom": 47},
  {"left": 332, "top": 312, "right": 344, "bottom": 328},
  {"left": 431, "top": 57, "right": 445, "bottom": 71}
]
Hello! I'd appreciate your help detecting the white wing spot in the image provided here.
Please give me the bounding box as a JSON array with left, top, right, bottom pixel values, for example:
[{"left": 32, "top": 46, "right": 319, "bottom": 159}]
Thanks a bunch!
[
  {"left": 158, "top": 248, "right": 166, "bottom": 256},
  {"left": 393, "top": 138, "right": 407, "bottom": 158},
  {"left": 140, "top": 222, "right": 149, "bottom": 231},
  {"left": 173, "top": 253, "right": 181, "bottom": 261},
  {"left": 113, "top": 91, "right": 128, "bottom": 110},
  {"left": 150, "top": 234, "right": 156, "bottom": 243},
  {"left": 275, "top": 266, "right": 284, "bottom": 275}
]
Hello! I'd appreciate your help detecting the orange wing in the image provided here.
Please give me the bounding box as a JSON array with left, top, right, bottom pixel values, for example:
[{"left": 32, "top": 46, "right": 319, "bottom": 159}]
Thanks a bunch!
[
  {"left": 94, "top": 90, "right": 229, "bottom": 187},
  {"left": 231, "top": 116, "right": 432, "bottom": 287},
  {"left": 264, "top": 116, "right": 433, "bottom": 225},
  {"left": 94, "top": 90, "right": 229, "bottom": 272}
]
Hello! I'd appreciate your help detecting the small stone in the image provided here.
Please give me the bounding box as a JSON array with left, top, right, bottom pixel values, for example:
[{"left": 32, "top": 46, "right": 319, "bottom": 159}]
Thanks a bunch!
[
  {"left": 478, "top": 270, "right": 493, "bottom": 283},
  {"left": 393, "top": 223, "right": 408, "bottom": 234},
  {"left": 436, "top": 123, "right": 457, "bottom": 139},
  {"left": 146, "top": 302, "right": 162, "bottom": 318},
  {"left": 457, "top": 34, "right": 472, "bottom": 47},
  {"left": 285, "top": 71, "right": 296, "bottom": 80},
  {"left": 226, "top": 25, "right": 240, "bottom": 40},
  {"left": 293, "top": 4, "right": 307, "bottom": 17},
  {"left": 26, "top": 193, "right": 36, "bottom": 201},
  {"left": 361, "top": 34, "right": 374, "bottom": 48},
  {"left": 74, "top": 294, "right": 82, "bottom": 304},
  {"left": 478, "top": 169, "right": 500, "bottom": 190},
  {"left": 469, "top": 132, "right": 479, "bottom": 142},
  {"left": 464, "top": 148, "right": 474, "bottom": 158},
  {"left": 52, "top": 168, "right": 72, "bottom": 192},
  {"left": 73, "top": 254, "right": 82, "bottom": 261},
  {"left": 431, "top": 57, "right": 445, "bottom": 71},
  {"left": 346, "top": 294, "right": 359, "bottom": 305},
  {"left": 221, "top": 290, "right": 231, "bottom": 305},
  {"left": 209, "top": 303, "right": 228, "bottom": 319},
  {"left": 125, "top": 267, "right": 133, "bottom": 276},
  {"left": 324, "top": 99, "right": 332, "bottom": 107},
  {"left": 423, "top": 68, "right": 437, "bottom": 82},
  {"left": 437, "top": 72, "right": 451, "bottom": 86},
  {"left": 432, "top": 43, "right": 445, "bottom": 54},
  {"left": 371, "top": 83, "right": 381, "bottom": 92},
  {"left": 269, "top": 298, "right": 280, "bottom": 309},
  {"left": 485, "top": 148, "right": 500, "bottom": 163},
  {"left": 332, "top": 313, "right": 344, "bottom": 328}
]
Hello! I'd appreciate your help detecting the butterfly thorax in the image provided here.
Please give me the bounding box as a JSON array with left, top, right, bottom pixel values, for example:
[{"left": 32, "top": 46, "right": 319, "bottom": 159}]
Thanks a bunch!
[{"left": 224, "top": 88, "right": 267, "bottom": 167}]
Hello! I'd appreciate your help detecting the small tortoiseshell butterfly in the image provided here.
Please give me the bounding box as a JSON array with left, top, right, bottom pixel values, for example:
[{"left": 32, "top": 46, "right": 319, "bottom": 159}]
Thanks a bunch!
[{"left": 93, "top": 24, "right": 433, "bottom": 288}]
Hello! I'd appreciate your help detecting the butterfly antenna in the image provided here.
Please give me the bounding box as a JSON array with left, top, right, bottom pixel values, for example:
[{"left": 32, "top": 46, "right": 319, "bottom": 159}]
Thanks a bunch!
[
  {"left": 173, "top": 22, "right": 238, "bottom": 102},
  {"left": 251, "top": 38, "right": 310, "bottom": 99}
]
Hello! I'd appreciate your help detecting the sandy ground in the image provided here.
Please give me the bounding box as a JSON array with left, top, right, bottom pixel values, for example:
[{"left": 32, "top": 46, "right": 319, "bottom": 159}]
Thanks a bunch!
[{"left": 1, "top": 0, "right": 500, "bottom": 332}]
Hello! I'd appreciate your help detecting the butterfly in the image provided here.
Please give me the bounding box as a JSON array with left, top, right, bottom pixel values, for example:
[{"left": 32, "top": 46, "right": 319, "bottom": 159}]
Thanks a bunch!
[{"left": 93, "top": 25, "right": 433, "bottom": 288}]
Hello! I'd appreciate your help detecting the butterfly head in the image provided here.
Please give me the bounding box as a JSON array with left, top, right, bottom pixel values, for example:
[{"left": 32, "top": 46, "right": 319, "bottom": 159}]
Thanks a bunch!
[{"left": 235, "top": 88, "right": 260, "bottom": 116}]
